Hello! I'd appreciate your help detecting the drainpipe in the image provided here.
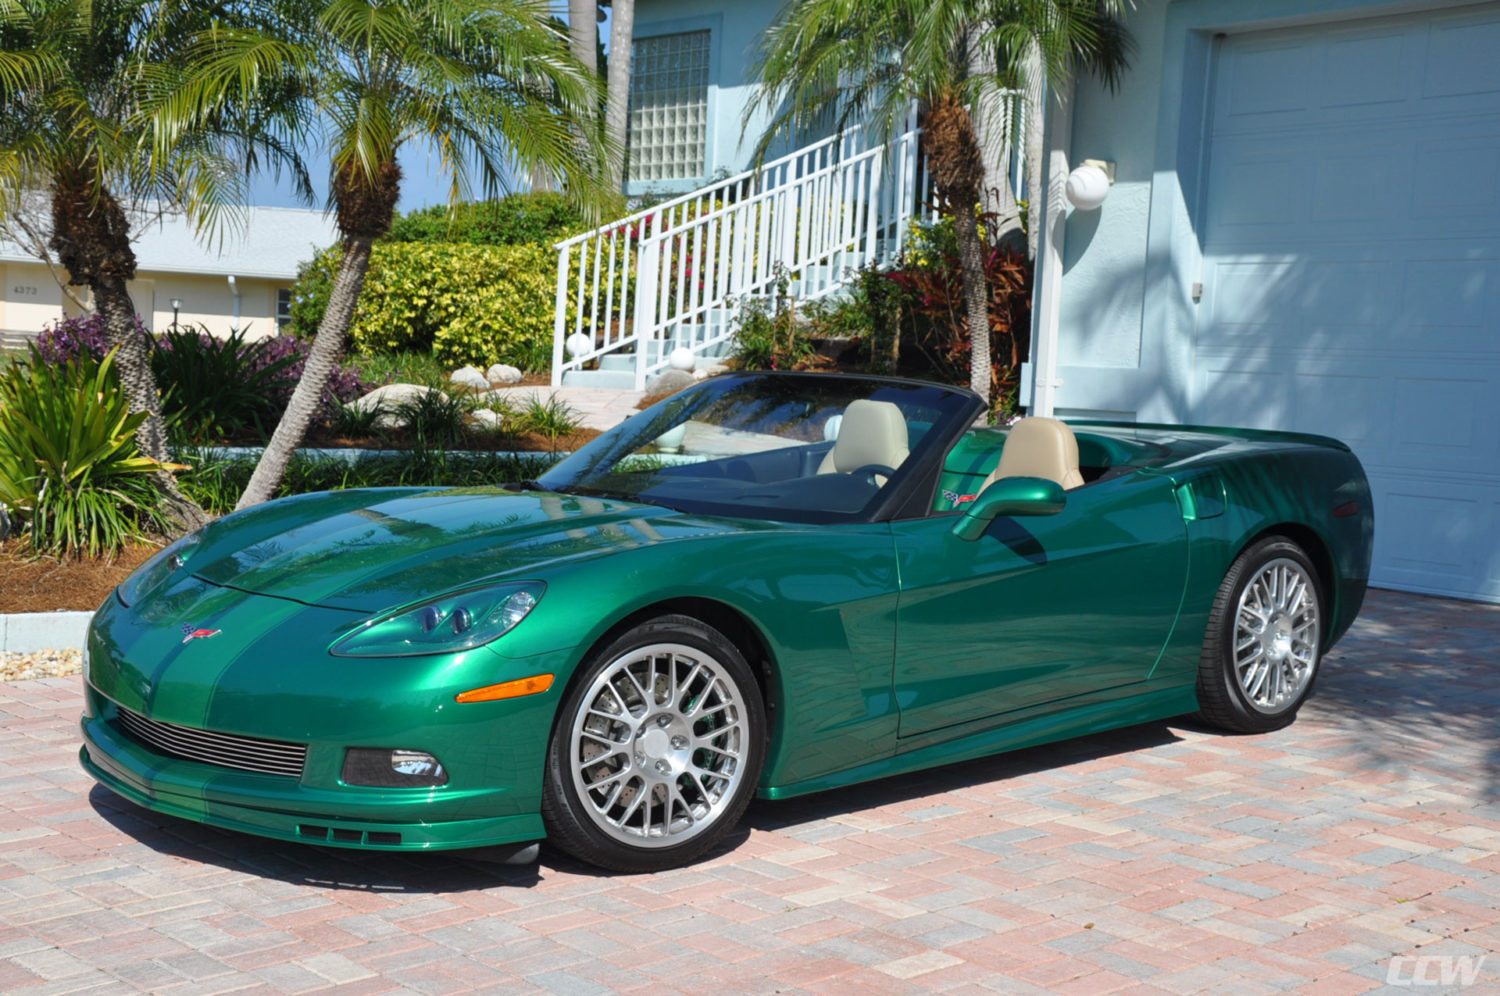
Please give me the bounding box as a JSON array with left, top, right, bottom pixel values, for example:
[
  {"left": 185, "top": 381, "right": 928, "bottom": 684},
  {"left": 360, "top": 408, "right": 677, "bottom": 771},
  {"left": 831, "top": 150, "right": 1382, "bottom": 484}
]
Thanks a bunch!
[
  {"left": 1029, "top": 80, "right": 1075, "bottom": 419},
  {"left": 226, "top": 274, "right": 241, "bottom": 334}
]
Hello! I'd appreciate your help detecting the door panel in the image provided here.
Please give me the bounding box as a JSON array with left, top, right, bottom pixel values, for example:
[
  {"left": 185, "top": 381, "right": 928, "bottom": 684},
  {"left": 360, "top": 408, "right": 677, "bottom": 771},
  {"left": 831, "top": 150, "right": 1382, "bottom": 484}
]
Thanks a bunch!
[{"left": 891, "top": 473, "right": 1189, "bottom": 738}]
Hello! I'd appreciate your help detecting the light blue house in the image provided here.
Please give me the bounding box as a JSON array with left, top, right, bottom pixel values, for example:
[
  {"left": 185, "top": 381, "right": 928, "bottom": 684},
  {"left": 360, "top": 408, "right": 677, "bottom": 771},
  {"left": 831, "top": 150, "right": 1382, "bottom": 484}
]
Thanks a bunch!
[{"left": 581, "top": 0, "right": 1500, "bottom": 603}]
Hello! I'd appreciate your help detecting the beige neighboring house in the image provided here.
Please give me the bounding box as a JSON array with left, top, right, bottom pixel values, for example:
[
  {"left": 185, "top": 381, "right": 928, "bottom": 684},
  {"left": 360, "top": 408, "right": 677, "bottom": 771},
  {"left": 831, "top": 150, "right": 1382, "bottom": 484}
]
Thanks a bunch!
[{"left": 0, "top": 206, "right": 336, "bottom": 346}]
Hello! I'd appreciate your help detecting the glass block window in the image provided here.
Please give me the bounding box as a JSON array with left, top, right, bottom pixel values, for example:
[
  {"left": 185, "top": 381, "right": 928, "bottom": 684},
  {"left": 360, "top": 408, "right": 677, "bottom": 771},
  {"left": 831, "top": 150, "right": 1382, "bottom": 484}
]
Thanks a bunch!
[
  {"left": 628, "top": 30, "right": 710, "bottom": 183},
  {"left": 276, "top": 288, "right": 293, "bottom": 331}
]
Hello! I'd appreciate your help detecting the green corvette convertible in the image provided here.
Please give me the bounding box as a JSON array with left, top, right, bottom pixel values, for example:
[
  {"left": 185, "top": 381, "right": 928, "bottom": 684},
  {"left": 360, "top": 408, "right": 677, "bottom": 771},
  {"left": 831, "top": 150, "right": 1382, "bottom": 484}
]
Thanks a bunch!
[{"left": 80, "top": 372, "right": 1373, "bottom": 872}]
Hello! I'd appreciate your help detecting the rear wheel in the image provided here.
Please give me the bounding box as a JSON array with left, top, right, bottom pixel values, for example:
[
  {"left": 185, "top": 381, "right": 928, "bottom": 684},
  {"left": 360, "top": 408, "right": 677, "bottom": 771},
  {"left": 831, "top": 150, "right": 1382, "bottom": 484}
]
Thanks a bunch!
[
  {"left": 1197, "top": 537, "right": 1324, "bottom": 733},
  {"left": 542, "top": 615, "right": 766, "bottom": 872}
]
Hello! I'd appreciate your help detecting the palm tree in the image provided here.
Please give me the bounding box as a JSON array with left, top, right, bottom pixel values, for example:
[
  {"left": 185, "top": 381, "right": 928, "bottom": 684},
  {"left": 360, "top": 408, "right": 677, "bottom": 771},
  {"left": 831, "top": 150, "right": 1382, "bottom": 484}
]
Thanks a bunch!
[
  {"left": 0, "top": 0, "right": 296, "bottom": 529},
  {"left": 166, "top": 0, "right": 613, "bottom": 510},
  {"left": 604, "top": 0, "right": 635, "bottom": 189},
  {"left": 568, "top": 0, "right": 597, "bottom": 72},
  {"left": 750, "top": 0, "right": 1131, "bottom": 406}
]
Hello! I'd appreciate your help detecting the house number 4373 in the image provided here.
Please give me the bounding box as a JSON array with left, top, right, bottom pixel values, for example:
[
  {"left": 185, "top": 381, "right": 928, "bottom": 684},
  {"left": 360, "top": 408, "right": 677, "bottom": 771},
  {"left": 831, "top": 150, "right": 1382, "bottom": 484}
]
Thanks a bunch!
[{"left": 11, "top": 285, "right": 39, "bottom": 296}]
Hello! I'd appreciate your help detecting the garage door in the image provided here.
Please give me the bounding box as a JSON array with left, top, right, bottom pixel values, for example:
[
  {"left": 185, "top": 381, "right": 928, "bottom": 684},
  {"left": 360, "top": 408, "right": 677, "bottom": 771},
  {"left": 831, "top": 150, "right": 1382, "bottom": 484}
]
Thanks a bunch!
[{"left": 1193, "top": 5, "right": 1500, "bottom": 603}]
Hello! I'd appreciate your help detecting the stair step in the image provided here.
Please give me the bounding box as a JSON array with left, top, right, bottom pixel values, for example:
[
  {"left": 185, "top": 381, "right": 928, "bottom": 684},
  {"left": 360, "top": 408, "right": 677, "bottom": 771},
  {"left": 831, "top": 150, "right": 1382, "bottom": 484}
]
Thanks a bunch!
[{"left": 598, "top": 353, "right": 637, "bottom": 372}]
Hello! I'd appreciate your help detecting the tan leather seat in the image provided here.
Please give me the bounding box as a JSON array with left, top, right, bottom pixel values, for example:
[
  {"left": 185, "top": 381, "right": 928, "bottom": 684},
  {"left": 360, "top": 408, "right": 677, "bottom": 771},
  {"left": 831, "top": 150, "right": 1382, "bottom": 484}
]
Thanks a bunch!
[
  {"left": 984, "top": 417, "right": 1085, "bottom": 491},
  {"left": 818, "top": 400, "right": 909, "bottom": 478}
]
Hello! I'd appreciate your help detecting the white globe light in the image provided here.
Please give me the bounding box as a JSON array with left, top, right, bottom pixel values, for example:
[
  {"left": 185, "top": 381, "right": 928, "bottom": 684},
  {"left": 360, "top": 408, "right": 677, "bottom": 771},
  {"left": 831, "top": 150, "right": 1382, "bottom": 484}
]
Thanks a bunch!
[
  {"left": 668, "top": 346, "right": 696, "bottom": 371},
  {"left": 1065, "top": 164, "right": 1112, "bottom": 211},
  {"left": 565, "top": 332, "right": 593, "bottom": 358}
]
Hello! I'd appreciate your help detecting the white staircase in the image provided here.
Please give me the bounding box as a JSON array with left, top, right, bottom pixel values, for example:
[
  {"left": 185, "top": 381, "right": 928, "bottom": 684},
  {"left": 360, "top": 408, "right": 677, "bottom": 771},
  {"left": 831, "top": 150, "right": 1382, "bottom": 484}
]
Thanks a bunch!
[{"left": 552, "top": 125, "right": 930, "bottom": 390}]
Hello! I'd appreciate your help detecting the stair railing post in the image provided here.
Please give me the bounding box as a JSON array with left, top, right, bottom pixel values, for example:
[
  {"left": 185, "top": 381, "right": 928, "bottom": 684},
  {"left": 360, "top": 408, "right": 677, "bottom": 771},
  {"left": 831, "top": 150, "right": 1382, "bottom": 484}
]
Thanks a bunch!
[
  {"left": 633, "top": 229, "right": 661, "bottom": 392},
  {"left": 552, "top": 244, "right": 569, "bottom": 387}
]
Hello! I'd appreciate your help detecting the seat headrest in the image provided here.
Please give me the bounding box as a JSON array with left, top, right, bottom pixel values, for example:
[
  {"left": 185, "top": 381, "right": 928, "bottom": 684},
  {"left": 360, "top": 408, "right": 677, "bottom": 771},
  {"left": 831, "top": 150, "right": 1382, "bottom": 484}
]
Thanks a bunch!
[
  {"left": 825, "top": 399, "right": 909, "bottom": 474},
  {"left": 988, "top": 417, "right": 1085, "bottom": 491}
]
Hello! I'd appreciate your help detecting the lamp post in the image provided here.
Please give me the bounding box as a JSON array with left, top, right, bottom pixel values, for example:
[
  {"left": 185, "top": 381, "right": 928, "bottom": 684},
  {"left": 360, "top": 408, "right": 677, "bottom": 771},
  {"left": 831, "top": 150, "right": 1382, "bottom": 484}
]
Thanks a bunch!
[{"left": 170, "top": 298, "right": 182, "bottom": 330}]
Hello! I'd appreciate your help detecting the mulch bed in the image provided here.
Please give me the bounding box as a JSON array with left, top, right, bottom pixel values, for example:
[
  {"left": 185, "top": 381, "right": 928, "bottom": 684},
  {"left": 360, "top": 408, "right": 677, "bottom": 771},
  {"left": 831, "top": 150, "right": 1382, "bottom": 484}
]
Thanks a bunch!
[{"left": 0, "top": 542, "right": 158, "bottom": 614}]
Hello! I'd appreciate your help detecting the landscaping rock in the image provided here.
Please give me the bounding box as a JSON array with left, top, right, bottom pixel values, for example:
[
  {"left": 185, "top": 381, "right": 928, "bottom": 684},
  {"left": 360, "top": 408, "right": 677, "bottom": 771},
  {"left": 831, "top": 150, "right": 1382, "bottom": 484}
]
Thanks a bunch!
[
  {"left": 486, "top": 363, "right": 523, "bottom": 386},
  {"left": 467, "top": 409, "right": 504, "bottom": 431},
  {"left": 351, "top": 383, "right": 446, "bottom": 429},
  {"left": 702, "top": 362, "right": 731, "bottom": 376},
  {"left": 450, "top": 366, "right": 490, "bottom": 391},
  {"left": 1, "top": 648, "right": 81, "bottom": 682},
  {"left": 646, "top": 369, "right": 697, "bottom": 394}
]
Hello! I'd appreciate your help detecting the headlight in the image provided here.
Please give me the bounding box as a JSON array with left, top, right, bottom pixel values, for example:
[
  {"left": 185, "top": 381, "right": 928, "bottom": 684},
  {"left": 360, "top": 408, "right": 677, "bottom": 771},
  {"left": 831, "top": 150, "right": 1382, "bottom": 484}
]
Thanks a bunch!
[
  {"left": 117, "top": 532, "right": 203, "bottom": 607},
  {"left": 330, "top": 582, "right": 545, "bottom": 658}
]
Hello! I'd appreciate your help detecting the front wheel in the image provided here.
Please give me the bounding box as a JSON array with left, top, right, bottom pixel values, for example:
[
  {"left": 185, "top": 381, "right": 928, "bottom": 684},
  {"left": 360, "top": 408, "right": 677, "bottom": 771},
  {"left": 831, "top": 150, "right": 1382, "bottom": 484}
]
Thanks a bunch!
[
  {"left": 1197, "top": 537, "right": 1324, "bottom": 733},
  {"left": 541, "top": 615, "right": 767, "bottom": 873}
]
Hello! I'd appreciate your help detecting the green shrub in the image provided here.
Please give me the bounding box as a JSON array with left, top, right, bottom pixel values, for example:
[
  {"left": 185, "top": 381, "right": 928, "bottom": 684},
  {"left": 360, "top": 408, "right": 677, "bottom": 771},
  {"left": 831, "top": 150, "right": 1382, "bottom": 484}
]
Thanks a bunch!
[
  {"left": 386, "top": 192, "right": 589, "bottom": 246},
  {"left": 152, "top": 327, "right": 303, "bottom": 442},
  {"left": 321, "top": 241, "right": 569, "bottom": 372},
  {"left": 179, "top": 450, "right": 560, "bottom": 514},
  {"left": 0, "top": 348, "right": 167, "bottom": 556},
  {"left": 287, "top": 251, "right": 338, "bottom": 338}
]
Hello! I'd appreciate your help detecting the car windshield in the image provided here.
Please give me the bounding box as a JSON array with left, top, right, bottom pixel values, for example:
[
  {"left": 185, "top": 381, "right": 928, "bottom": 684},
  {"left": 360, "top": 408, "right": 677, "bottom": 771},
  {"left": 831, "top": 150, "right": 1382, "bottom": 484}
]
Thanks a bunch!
[{"left": 538, "top": 373, "right": 976, "bottom": 523}]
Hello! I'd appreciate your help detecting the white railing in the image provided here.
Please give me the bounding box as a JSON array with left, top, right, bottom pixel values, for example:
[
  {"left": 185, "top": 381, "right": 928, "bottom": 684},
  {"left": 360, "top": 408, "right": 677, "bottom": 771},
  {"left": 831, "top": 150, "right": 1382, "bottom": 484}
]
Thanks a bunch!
[{"left": 552, "top": 125, "right": 931, "bottom": 389}]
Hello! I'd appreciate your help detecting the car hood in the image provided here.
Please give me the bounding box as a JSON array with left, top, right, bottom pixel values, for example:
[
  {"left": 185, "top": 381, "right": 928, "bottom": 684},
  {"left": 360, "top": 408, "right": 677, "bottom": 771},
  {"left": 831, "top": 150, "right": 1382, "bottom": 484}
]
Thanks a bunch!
[{"left": 188, "top": 487, "right": 753, "bottom": 613}]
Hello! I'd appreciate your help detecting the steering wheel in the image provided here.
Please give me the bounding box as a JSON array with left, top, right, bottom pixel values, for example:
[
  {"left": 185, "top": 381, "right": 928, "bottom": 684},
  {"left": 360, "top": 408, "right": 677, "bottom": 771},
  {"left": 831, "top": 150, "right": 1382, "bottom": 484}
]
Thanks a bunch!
[{"left": 850, "top": 463, "right": 898, "bottom": 487}]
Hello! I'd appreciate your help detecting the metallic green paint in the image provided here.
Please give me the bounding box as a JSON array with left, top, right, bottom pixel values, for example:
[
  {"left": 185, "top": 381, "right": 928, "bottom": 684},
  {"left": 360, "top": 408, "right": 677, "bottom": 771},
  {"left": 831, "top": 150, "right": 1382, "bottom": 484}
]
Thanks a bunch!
[
  {"left": 951, "top": 477, "right": 1067, "bottom": 540},
  {"left": 79, "top": 403, "right": 1372, "bottom": 856}
]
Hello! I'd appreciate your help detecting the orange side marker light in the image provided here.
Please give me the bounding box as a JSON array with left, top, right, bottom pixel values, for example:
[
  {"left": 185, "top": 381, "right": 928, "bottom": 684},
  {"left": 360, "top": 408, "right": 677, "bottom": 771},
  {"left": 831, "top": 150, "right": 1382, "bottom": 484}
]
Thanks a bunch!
[{"left": 456, "top": 674, "right": 555, "bottom": 703}]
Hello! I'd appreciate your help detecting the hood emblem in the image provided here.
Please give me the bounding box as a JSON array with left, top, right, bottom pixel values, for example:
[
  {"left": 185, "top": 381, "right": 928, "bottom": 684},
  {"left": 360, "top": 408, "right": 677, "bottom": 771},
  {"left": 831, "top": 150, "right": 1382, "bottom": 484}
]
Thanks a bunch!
[{"left": 180, "top": 626, "right": 222, "bottom": 645}]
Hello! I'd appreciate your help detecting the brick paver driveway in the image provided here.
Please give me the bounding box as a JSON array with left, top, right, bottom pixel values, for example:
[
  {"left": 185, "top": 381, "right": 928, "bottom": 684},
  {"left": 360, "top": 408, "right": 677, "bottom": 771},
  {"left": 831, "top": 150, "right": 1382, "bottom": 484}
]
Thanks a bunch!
[{"left": 3, "top": 589, "right": 1498, "bottom": 994}]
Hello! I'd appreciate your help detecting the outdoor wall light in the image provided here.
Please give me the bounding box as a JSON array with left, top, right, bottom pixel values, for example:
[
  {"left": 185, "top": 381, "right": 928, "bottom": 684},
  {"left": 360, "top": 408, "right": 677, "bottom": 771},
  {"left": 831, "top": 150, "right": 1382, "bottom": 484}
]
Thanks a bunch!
[{"left": 1065, "top": 159, "right": 1116, "bottom": 211}]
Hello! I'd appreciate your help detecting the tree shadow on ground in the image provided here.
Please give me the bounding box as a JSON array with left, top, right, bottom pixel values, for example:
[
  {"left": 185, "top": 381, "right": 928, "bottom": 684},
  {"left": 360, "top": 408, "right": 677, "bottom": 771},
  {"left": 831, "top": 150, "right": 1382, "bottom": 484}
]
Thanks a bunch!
[{"left": 1296, "top": 588, "right": 1500, "bottom": 804}]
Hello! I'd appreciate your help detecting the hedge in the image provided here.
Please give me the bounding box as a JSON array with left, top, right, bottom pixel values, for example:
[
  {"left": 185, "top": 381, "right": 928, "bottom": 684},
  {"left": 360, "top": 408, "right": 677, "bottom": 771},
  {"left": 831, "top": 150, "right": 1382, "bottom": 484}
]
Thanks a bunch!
[
  {"left": 385, "top": 192, "right": 589, "bottom": 246},
  {"left": 291, "top": 241, "right": 576, "bottom": 373}
]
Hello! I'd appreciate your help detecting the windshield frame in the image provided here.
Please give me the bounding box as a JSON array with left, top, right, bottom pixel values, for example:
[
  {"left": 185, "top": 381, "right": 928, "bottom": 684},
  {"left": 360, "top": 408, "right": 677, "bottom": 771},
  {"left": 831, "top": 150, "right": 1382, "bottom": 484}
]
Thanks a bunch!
[{"left": 537, "top": 372, "right": 985, "bottom": 525}]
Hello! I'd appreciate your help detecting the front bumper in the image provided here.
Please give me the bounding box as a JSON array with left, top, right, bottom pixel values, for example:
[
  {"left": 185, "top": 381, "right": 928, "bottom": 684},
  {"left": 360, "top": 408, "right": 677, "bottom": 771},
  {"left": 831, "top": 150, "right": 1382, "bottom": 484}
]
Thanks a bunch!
[
  {"left": 79, "top": 577, "right": 574, "bottom": 851},
  {"left": 80, "top": 714, "right": 544, "bottom": 851}
]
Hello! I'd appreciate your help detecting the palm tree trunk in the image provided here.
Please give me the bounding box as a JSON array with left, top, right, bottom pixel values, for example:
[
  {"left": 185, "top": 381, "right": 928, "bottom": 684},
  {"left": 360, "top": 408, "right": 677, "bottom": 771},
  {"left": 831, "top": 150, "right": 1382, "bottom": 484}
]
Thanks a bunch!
[
  {"left": 1023, "top": 70, "right": 1046, "bottom": 261},
  {"left": 925, "top": 93, "right": 993, "bottom": 407},
  {"left": 953, "top": 207, "right": 991, "bottom": 405},
  {"left": 568, "top": 0, "right": 597, "bottom": 72},
  {"left": 48, "top": 179, "right": 207, "bottom": 532},
  {"left": 234, "top": 237, "right": 373, "bottom": 510},
  {"left": 93, "top": 275, "right": 208, "bottom": 531},
  {"left": 605, "top": 0, "right": 636, "bottom": 189}
]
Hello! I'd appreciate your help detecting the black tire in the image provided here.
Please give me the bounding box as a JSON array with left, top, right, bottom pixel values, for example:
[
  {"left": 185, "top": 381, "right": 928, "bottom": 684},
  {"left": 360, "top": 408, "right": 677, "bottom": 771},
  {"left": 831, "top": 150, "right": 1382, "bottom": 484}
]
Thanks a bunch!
[
  {"left": 541, "top": 614, "right": 767, "bottom": 873},
  {"left": 1196, "top": 536, "right": 1325, "bottom": 733}
]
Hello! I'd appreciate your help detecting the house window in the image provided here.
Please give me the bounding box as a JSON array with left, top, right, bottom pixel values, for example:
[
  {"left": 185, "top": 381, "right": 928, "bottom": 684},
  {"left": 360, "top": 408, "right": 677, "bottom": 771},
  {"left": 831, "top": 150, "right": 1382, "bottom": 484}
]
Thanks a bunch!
[
  {"left": 628, "top": 30, "right": 710, "bottom": 183},
  {"left": 276, "top": 288, "right": 292, "bottom": 331}
]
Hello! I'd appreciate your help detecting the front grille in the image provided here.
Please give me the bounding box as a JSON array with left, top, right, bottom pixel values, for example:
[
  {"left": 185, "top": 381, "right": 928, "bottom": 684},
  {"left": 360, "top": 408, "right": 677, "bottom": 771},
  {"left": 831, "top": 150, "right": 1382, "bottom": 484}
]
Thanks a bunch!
[{"left": 114, "top": 705, "right": 307, "bottom": 778}]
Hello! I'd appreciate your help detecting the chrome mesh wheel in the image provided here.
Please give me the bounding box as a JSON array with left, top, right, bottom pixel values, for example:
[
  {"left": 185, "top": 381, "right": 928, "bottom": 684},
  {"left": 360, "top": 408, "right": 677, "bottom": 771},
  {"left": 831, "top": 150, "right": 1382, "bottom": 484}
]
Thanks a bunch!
[
  {"left": 1234, "top": 558, "right": 1321, "bottom": 714},
  {"left": 567, "top": 642, "right": 748, "bottom": 848}
]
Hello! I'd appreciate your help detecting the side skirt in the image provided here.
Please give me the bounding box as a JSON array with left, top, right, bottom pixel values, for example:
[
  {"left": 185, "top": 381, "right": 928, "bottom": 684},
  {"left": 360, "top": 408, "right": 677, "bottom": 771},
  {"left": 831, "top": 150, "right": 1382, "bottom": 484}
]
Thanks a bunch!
[{"left": 757, "top": 682, "right": 1199, "bottom": 800}]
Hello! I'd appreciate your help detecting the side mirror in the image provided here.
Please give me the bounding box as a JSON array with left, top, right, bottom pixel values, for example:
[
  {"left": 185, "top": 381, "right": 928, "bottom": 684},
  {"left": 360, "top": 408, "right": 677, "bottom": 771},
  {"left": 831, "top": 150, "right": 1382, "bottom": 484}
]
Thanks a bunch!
[{"left": 952, "top": 476, "right": 1066, "bottom": 541}]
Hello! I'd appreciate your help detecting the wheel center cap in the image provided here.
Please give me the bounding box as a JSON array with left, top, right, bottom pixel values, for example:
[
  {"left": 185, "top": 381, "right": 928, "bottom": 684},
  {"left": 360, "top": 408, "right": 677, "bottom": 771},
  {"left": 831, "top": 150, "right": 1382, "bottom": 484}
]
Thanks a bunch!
[
  {"left": 1268, "top": 612, "right": 1293, "bottom": 657},
  {"left": 640, "top": 728, "right": 671, "bottom": 760}
]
